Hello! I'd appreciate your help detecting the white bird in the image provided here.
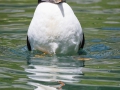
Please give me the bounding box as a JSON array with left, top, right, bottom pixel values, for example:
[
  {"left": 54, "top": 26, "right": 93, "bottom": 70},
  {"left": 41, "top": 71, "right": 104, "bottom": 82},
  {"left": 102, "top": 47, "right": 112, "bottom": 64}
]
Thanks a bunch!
[{"left": 27, "top": 0, "right": 85, "bottom": 55}]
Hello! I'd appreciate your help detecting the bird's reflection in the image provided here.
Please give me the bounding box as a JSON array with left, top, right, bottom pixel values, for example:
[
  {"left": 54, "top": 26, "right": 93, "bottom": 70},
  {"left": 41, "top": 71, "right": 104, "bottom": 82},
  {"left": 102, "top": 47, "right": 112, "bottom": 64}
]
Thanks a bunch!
[{"left": 26, "top": 54, "right": 84, "bottom": 90}]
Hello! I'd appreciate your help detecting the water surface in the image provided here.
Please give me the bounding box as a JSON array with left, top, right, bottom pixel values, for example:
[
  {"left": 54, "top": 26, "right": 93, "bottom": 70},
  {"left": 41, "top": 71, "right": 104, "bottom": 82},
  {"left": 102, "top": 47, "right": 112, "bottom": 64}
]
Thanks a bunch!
[{"left": 0, "top": 0, "right": 120, "bottom": 90}]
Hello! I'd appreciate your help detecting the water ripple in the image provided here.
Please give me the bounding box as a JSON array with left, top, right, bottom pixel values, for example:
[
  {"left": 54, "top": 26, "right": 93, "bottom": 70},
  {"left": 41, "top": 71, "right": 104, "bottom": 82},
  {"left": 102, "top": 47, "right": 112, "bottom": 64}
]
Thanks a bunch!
[
  {"left": 25, "top": 56, "right": 84, "bottom": 89},
  {"left": 0, "top": 0, "right": 120, "bottom": 90}
]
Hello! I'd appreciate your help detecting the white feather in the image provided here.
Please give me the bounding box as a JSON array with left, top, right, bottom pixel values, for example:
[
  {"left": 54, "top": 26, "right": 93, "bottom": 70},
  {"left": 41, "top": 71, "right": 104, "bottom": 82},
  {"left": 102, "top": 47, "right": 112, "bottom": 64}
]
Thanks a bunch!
[{"left": 27, "top": 2, "right": 83, "bottom": 55}]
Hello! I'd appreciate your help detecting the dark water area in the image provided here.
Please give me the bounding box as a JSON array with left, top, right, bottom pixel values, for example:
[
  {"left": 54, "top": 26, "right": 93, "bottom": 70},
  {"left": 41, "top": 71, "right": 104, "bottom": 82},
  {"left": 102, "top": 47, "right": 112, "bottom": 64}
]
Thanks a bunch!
[{"left": 0, "top": 0, "right": 120, "bottom": 90}]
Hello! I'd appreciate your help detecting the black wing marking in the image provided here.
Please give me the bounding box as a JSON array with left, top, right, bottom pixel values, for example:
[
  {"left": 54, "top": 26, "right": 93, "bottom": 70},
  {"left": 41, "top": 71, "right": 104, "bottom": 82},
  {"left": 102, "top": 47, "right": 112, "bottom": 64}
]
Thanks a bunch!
[
  {"left": 38, "top": 0, "right": 41, "bottom": 4},
  {"left": 27, "top": 36, "right": 31, "bottom": 51},
  {"left": 38, "top": 0, "right": 66, "bottom": 4},
  {"left": 79, "top": 33, "right": 85, "bottom": 49},
  {"left": 38, "top": 0, "right": 45, "bottom": 4}
]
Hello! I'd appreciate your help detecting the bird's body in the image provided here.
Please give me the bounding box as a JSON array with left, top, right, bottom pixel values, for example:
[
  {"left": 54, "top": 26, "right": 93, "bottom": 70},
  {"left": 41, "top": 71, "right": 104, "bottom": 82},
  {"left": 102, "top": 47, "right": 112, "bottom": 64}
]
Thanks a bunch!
[{"left": 27, "top": 0, "right": 84, "bottom": 55}]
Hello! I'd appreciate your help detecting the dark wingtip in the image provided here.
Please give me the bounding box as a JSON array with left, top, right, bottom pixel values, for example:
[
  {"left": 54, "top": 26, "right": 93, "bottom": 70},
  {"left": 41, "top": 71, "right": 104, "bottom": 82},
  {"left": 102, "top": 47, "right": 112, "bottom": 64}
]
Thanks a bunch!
[
  {"left": 27, "top": 36, "right": 31, "bottom": 51},
  {"left": 79, "top": 33, "right": 85, "bottom": 49},
  {"left": 38, "top": 0, "right": 41, "bottom": 4},
  {"left": 78, "top": 33, "right": 86, "bottom": 55}
]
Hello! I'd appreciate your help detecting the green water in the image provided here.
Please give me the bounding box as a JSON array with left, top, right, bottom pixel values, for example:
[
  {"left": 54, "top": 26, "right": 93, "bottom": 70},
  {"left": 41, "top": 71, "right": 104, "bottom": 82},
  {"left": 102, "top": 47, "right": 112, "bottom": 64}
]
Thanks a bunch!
[{"left": 0, "top": 0, "right": 120, "bottom": 90}]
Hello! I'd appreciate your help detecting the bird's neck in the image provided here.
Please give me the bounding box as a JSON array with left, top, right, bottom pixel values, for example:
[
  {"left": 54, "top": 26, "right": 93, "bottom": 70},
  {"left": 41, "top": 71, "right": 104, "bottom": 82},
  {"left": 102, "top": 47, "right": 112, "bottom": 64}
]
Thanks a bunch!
[{"left": 38, "top": 0, "right": 66, "bottom": 4}]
